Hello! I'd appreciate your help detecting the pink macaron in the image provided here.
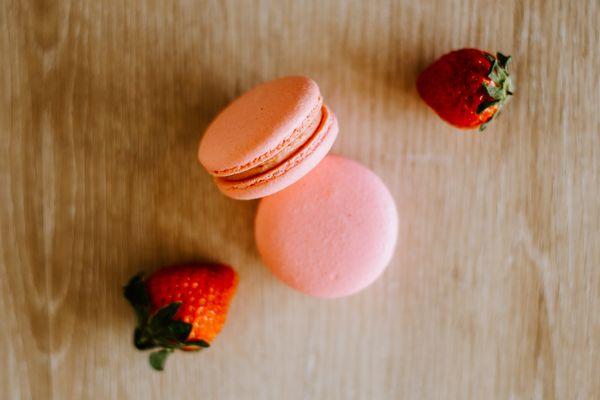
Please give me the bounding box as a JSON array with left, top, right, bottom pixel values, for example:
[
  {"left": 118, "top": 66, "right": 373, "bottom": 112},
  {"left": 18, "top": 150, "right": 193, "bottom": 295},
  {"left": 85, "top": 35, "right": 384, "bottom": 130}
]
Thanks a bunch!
[
  {"left": 255, "top": 155, "right": 398, "bottom": 298},
  {"left": 198, "top": 76, "right": 338, "bottom": 200}
]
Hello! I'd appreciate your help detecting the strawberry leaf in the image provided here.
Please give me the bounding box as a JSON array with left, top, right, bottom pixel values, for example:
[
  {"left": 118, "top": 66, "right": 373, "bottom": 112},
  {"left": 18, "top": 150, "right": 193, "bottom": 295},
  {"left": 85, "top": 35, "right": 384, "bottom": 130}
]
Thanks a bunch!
[
  {"left": 484, "top": 83, "right": 503, "bottom": 99},
  {"left": 186, "top": 339, "right": 210, "bottom": 348},
  {"left": 488, "top": 61, "right": 500, "bottom": 82},
  {"left": 150, "top": 302, "right": 181, "bottom": 325},
  {"left": 476, "top": 100, "right": 499, "bottom": 114},
  {"left": 124, "top": 274, "right": 150, "bottom": 324},
  {"left": 490, "top": 64, "right": 508, "bottom": 83},
  {"left": 134, "top": 327, "right": 156, "bottom": 350},
  {"left": 496, "top": 52, "right": 511, "bottom": 69},
  {"left": 168, "top": 320, "right": 193, "bottom": 342},
  {"left": 148, "top": 303, "right": 194, "bottom": 345}
]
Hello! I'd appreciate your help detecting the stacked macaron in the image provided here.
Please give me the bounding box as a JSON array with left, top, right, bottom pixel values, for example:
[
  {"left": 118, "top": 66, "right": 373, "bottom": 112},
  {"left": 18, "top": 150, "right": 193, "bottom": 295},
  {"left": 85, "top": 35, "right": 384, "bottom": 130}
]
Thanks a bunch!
[
  {"left": 198, "top": 76, "right": 398, "bottom": 298},
  {"left": 198, "top": 76, "right": 338, "bottom": 200}
]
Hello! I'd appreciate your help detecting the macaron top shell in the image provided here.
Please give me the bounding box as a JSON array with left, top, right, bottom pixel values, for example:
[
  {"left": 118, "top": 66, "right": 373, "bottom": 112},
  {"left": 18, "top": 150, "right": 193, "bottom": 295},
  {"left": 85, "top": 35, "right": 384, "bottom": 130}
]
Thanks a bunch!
[
  {"left": 255, "top": 155, "right": 398, "bottom": 298},
  {"left": 198, "top": 76, "right": 322, "bottom": 176},
  {"left": 216, "top": 105, "right": 338, "bottom": 200}
]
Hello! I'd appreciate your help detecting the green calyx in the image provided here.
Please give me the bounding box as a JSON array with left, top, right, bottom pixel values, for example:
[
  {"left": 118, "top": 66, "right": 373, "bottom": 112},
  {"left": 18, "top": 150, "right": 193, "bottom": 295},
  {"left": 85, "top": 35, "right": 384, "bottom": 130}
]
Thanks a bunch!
[
  {"left": 477, "top": 52, "right": 514, "bottom": 131},
  {"left": 124, "top": 274, "right": 210, "bottom": 371}
]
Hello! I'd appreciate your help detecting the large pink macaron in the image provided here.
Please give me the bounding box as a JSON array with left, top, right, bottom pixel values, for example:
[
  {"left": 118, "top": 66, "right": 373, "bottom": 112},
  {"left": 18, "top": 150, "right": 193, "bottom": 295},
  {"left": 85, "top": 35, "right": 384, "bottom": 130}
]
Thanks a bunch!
[
  {"left": 255, "top": 155, "right": 398, "bottom": 298},
  {"left": 198, "top": 76, "right": 339, "bottom": 200}
]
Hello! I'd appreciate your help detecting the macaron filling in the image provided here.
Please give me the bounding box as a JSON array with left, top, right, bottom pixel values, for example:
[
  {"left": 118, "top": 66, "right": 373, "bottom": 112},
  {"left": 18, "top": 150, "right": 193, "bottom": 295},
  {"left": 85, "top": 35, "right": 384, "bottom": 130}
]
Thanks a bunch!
[
  {"left": 221, "top": 103, "right": 326, "bottom": 182},
  {"left": 216, "top": 104, "right": 336, "bottom": 191}
]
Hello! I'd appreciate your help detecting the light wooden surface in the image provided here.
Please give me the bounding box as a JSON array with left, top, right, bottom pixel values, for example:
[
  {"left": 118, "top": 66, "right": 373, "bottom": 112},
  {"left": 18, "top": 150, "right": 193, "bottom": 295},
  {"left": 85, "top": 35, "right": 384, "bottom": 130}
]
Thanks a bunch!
[{"left": 1, "top": 0, "right": 599, "bottom": 399}]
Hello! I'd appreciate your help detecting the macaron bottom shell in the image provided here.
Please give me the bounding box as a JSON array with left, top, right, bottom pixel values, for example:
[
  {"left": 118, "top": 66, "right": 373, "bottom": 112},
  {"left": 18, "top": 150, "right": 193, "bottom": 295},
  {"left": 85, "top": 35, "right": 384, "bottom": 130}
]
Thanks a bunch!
[
  {"left": 216, "top": 105, "right": 339, "bottom": 200},
  {"left": 255, "top": 155, "right": 398, "bottom": 298}
]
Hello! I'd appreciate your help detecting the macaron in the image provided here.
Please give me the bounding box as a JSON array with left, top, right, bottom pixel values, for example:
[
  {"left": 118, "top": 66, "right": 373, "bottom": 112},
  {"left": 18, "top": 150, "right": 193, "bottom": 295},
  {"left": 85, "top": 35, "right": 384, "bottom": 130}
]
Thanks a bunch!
[
  {"left": 198, "top": 76, "right": 339, "bottom": 200},
  {"left": 255, "top": 155, "right": 398, "bottom": 298}
]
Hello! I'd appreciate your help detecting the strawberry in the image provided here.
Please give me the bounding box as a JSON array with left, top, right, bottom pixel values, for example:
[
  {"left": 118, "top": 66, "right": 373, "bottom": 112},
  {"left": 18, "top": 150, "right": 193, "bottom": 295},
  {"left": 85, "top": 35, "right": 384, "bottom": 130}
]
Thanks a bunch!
[
  {"left": 417, "top": 48, "right": 514, "bottom": 131},
  {"left": 124, "top": 264, "right": 238, "bottom": 371}
]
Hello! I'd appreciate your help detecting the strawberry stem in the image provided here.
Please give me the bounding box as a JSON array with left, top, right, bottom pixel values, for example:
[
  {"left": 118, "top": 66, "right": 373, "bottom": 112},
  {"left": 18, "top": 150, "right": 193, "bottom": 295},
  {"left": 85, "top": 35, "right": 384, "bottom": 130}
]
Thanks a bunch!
[{"left": 149, "top": 349, "right": 173, "bottom": 371}]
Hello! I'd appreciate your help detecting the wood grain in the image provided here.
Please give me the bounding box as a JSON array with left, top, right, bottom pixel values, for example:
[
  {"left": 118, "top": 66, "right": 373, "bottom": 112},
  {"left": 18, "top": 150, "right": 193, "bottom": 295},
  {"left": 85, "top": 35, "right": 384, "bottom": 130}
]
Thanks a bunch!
[{"left": 1, "top": 0, "right": 598, "bottom": 399}]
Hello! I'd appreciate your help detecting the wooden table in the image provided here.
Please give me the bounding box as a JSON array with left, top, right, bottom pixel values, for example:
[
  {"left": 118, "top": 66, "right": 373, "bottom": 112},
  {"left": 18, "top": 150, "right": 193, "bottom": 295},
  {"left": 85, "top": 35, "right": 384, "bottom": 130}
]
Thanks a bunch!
[{"left": 1, "top": 1, "right": 598, "bottom": 399}]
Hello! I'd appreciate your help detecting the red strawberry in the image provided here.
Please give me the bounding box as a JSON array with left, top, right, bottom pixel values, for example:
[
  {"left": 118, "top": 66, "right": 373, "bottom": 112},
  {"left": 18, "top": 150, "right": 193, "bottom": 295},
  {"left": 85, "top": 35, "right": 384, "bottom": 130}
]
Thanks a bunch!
[
  {"left": 417, "top": 48, "right": 514, "bottom": 131},
  {"left": 124, "top": 264, "right": 238, "bottom": 370}
]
